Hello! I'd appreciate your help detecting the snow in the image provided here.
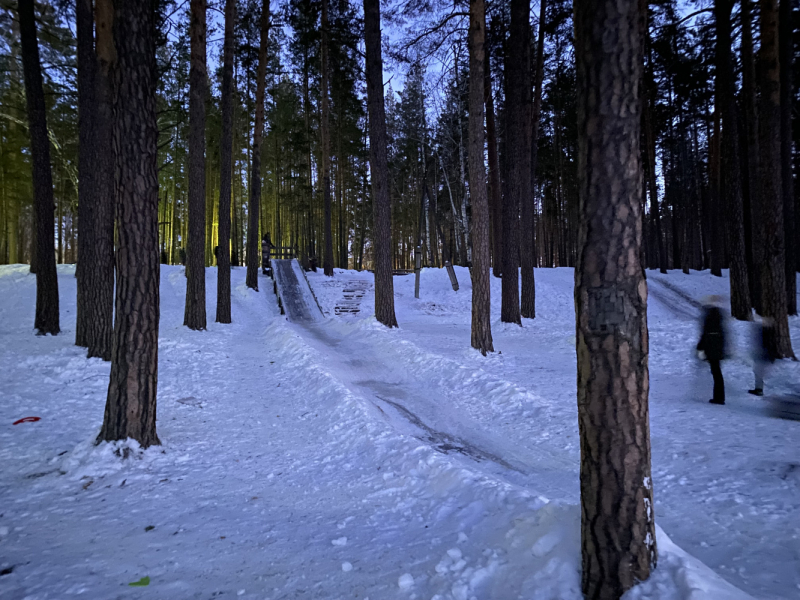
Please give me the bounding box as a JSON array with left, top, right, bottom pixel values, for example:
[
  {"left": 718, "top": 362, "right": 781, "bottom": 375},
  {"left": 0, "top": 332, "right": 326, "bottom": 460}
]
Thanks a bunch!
[{"left": 1, "top": 263, "right": 798, "bottom": 599}]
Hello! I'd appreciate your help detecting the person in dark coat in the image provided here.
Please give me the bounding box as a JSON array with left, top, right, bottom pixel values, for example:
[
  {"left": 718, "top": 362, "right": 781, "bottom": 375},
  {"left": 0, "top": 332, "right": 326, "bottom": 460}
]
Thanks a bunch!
[
  {"left": 261, "top": 233, "right": 274, "bottom": 275},
  {"left": 749, "top": 317, "right": 778, "bottom": 396},
  {"left": 697, "top": 296, "right": 728, "bottom": 405}
]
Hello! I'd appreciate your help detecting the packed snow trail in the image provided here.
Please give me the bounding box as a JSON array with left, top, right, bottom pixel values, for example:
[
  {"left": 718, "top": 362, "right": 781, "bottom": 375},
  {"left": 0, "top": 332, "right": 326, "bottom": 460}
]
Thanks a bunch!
[
  {"left": 0, "top": 265, "right": 786, "bottom": 599},
  {"left": 305, "top": 266, "right": 800, "bottom": 600}
]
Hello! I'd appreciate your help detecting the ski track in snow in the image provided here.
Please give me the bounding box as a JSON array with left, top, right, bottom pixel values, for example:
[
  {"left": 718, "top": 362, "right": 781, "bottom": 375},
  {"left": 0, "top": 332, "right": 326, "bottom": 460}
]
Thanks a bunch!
[{"left": 0, "top": 264, "right": 796, "bottom": 599}]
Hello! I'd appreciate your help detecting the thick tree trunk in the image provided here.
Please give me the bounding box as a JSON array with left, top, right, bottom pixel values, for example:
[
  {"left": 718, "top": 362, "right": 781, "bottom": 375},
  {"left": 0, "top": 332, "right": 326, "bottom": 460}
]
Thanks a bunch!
[
  {"left": 19, "top": 0, "right": 59, "bottom": 335},
  {"left": 742, "top": 0, "right": 762, "bottom": 310},
  {"left": 322, "top": 0, "right": 334, "bottom": 276},
  {"left": 779, "top": 0, "right": 796, "bottom": 315},
  {"left": 75, "top": 0, "right": 114, "bottom": 359},
  {"left": 467, "top": 0, "right": 493, "bottom": 355},
  {"left": 216, "top": 0, "right": 235, "bottom": 324},
  {"left": 246, "top": 0, "right": 270, "bottom": 291},
  {"left": 363, "top": 0, "right": 397, "bottom": 327},
  {"left": 502, "top": 0, "right": 530, "bottom": 325},
  {"left": 759, "top": 0, "right": 795, "bottom": 357},
  {"left": 98, "top": 0, "right": 160, "bottom": 447},
  {"left": 574, "top": 0, "right": 657, "bottom": 597},
  {"left": 185, "top": 0, "right": 207, "bottom": 328},
  {"left": 484, "top": 49, "right": 502, "bottom": 278},
  {"left": 715, "top": 0, "right": 751, "bottom": 320}
]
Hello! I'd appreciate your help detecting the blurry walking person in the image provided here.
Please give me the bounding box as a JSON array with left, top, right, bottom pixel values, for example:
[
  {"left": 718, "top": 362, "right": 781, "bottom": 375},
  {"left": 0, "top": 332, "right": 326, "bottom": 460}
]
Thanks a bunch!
[
  {"left": 261, "top": 233, "right": 274, "bottom": 275},
  {"left": 749, "top": 317, "right": 778, "bottom": 397},
  {"left": 697, "top": 296, "right": 728, "bottom": 405}
]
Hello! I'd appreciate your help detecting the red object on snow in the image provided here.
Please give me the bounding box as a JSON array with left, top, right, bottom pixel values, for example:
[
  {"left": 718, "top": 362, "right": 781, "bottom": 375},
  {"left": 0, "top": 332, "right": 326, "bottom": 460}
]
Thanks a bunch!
[{"left": 13, "top": 417, "right": 41, "bottom": 425}]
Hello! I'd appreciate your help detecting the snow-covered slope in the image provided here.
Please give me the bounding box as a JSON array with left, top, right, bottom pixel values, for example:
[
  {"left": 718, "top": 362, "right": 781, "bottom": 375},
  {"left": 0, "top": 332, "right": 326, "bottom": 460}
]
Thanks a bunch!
[{"left": 0, "top": 264, "right": 795, "bottom": 599}]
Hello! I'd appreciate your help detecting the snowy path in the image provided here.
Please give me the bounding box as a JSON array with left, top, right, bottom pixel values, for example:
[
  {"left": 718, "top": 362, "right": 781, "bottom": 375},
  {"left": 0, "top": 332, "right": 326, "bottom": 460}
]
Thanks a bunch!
[
  {"left": 0, "top": 264, "right": 794, "bottom": 599},
  {"left": 304, "top": 267, "right": 800, "bottom": 600}
]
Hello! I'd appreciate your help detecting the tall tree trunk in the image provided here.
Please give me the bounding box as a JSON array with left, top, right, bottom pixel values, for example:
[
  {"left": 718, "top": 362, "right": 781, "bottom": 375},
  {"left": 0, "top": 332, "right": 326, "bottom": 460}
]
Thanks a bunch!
[
  {"left": 779, "top": 0, "right": 796, "bottom": 315},
  {"left": 742, "top": 0, "right": 762, "bottom": 309},
  {"left": 716, "top": 0, "right": 751, "bottom": 320},
  {"left": 76, "top": 0, "right": 113, "bottom": 360},
  {"left": 363, "top": 0, "right": 397, "bottom": 327},
  {"left": 574, "top": 0, "right": 656, "bottom": 597},
  {"left": 216, "top": 0, "right": 235, "bottom": 324},
  {"left": 526, "top": 0, "right": 548, "bottom": 314},
  {"left": 467, "top": 0, "right": 494, "bottom": 355},
  {"left": 501, "top": 0, "right": 529, "bottom": 325},
  {"left": 484, "top": 52, "right": 502, "bottom": 277},
  {"left": 246, "top": 0, "right": 270, "bottom": 291},
  {"left": 709, "top": 111, "right": 723, "bottom": 276},
  {"left": 19, "top": 0, "right": 60, "bottom": 335},
  {"left": 641, "top": 7, "right": 665, "bottom": 274},
  {"left": 98, "top": 0, "right": 160, "bottom": 447},
  {"left": 759, "top": 0, "right": 795, "bottom": 357},
  {"left": 321, "top": 0, "right": 334, "bottom": 276},
  {"left": 185, "top": 0, "right": 207, "bottom": 328}
]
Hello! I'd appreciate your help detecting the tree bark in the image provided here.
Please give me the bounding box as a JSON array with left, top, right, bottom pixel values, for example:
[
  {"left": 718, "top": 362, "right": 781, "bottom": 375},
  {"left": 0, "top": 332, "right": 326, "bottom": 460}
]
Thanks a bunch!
[
  {"left": 76, "top": 0, "right": 97, "bottom": 346},
  {"left": 98, "top": 0, "right": 160, "bottom": 448},
  {"left": 216, "top": 0, "right": 235, "bottom": 324},
  {"left": 741, "top": 0, "right": 762, "bottom": 310},
  {"left": 19, "top": 0, "right": 60, "bottom": 335},
  {"left": 75, "top": 0, "right": 114, "bottom": 359},
  {"left": 321, "top": 0, "right": 334, "bottom": 276},
  {"left": 526, "top": 0, "right": 547, "bottom": 315},
  {"left": 363, "top": 0, "right": 397, "bottom": 327},
  {"left": 779, "top": 0, "right": 796, "bottom": 315},
  {"left": 185, "top": 0, "right": 207, "bottom": 328},
  {"left": 574, "top": 0, "right": 657, "bottom": 597},
  {"left": 759, "top": 0, "right": 795, "bottom": 357},
  {"left": 246, "top": 0, "right": 270, "bottom": 291},
  {"left": 502, "top": 0, "right": 530, "bottom": 324},
  {"left": 715, "top": 0, "right": 751, "bottom": 320},
  {"left": 467, "top": 0, "right": 494, "bottom": 355},
  {"left": 484, "top": 46, "right": 502, "bottom": 278}
]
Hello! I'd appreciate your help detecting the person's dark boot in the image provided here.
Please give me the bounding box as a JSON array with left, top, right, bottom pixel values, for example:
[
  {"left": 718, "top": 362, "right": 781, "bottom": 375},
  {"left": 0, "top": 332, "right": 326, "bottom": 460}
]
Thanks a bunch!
[
  {"left": 748, "top": 389, "right": 764, "bottom": 397},
  {"left": 709, "top": 398, "right": 725, "bottom": 405}
]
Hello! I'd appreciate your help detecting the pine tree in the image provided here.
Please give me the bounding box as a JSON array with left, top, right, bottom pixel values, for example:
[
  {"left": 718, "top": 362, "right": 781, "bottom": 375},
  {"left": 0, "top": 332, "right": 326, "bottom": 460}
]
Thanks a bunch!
[
  {"left": 574, "top": 0, "right": 656, "bottom": 596},
  {"left": 321, "top": 0, "right": 334, "bottom": 276},
  {"left": 19, "top": 0, "right": 59, "bottom": 335},
  {"left": 501, "top": 0, "right": 529, "bottom": 325},
  {"left": 99, "top": 0, "right": 161, "bottom": 448},
  {"left": 216, "top": 0, "right": 236, "bottom": 324},
  {"left": 467, "top": 0, "right": 493, "bottom": 355},
  {"left": 364, "top": 0, "right": 397, "bottom": 327},
  {"left": 759, "top": 0, "right": 795, "bottom": 357},
  {"left": 779, "top": 0, "right": 796, "bottom": 315},
  {"left": 76, "top": 0, "right": 114, "bottom": 359},
  {"left": 185, "top": 0, "right": 208, "bottom": 329},
  {"left": 246, "top": 0, "right": 271, "bottom": 291},
  {"left": 715, "top": 0, "right": 751, "bottom": 320}
]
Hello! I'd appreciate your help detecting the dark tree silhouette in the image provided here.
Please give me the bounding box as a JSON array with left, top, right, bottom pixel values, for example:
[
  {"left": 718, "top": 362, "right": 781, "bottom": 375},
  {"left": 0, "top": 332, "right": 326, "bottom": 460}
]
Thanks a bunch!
[
  {"left": 715, "top": 0, "right": 751, "bottom": 320},
  {"left": 19, "top": 0, "right": 59, "bottom": 336},
  {"left": 216, "top": 0, "right": 236, "bottom": 324},
  {"left": 185, "top": 0, "right": 208, "bottom": 329},
  {"left": 363, "top": 0, "right": 397, "bottom": 327},
  {"left": 759, "top": 0, "right": 794, "bottom": 357},
  {"left": 246, "top": 0, "right": 270, "bottom": 291},
  {"left": 467, "top": 0, "right": 493, "bottom": 355},
  {"left": 76, "top": 0, "right": 114, "bottom": 359}
]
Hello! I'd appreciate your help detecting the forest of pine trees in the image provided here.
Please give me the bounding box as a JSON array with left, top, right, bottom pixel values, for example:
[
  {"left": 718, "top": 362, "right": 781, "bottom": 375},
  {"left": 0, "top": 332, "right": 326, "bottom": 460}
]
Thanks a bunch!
[
  {"left": 2, "top": 1, "right": 797, "bottom": 323},
  {"left": 2, "top": 2, "right": 798, "bottom": 597}
]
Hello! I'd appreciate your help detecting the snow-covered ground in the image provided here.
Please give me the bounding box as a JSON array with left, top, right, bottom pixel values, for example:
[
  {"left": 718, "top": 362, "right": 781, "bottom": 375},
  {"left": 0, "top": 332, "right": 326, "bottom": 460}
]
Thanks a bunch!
[{"left": 0, "top": 263, "right": 797, "bottom": 599}]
